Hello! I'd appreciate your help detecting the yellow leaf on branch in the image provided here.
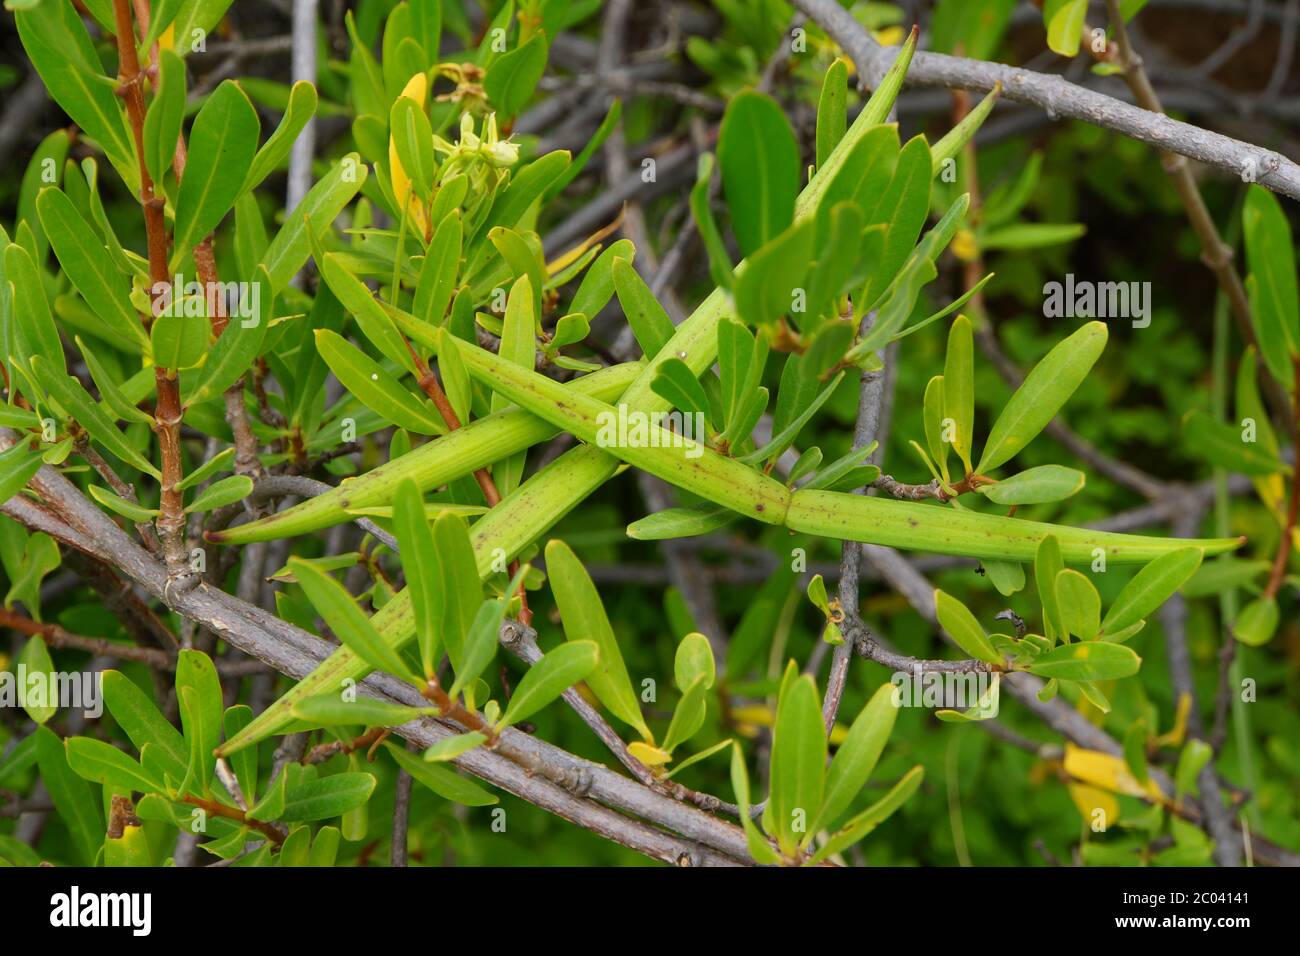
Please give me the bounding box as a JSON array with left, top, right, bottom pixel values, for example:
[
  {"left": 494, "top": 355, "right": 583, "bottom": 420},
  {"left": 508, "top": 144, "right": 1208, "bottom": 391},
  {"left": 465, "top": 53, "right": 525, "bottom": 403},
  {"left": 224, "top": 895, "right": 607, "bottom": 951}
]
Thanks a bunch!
[
  {"left": 1067, "top": 782, "right": 1120, "bottom": 826},
  {"left": 1064, "top": 744, "right": 1165, "bottom": 802},
  {"left": 389, "top": 72, "right": 430, "bottom": 236}
]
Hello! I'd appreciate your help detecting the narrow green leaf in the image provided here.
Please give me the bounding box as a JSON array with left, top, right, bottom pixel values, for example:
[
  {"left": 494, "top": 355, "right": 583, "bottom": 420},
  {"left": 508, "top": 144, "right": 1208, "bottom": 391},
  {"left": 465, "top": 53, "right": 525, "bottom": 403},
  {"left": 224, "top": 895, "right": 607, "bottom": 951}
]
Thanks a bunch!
[
  {"left": 1044, "top": 0, "right": 1087, "bottom": 57},
  {"left": 719, "top": 91, "right": 800, "bottom": 257},
  {"left": 390, "top": 96, "right": 436, "bottom": 204},
  {"left": 1181, "top": 556, "right": 1269, "bottom": 598},
  {"left": 734, "top": 219, "right": 814, "bottom": 328},
  {"left": 31, "top": 355, "right": 160, "bottom": 478},
  {"left": 15, "top": 2, "right": 134, "bottom": 180},
  {"left": 448, "top": 592, "right": 513, "bottom": 698},
  {"left": 422, "top": 732, "right": 486, "bottom": 763},
  {"left": 1182, "top": 409, "right": 1287, "bottom": 476},
  {"left": 176, "top": 448, "right": 234, "bottom": 491},
  {"left": 815, "top": 59, "right": 849, "bottom": 170},
  {"left": 797, "top": 26, "right": 915, "bottom": 219},
  {"left": 689, "top": 153, "right": 734, "bottom": 291},
  {"left": 808, "top": 765, "right": 924, "bottom": 864},
  {"left": 931, "top": 84, "right": 1000, "bottom": 174},
  {"left": 1174, "top": 739, "right": 1213, "bottom": 799},
  {"left": 87, "top": 485, "right": 159, "bottom": 522},
  {"left": 36, "top": 188, "right": 145, "bottom": 350},
  {"left": 934, "top": 590, "right": 1002, "bottom": 664},
  {"left": 1242, "top": 185, "right": 1299, "bottom": 385},
  {"left": 144, "top": 50, "right": 186, "bottom": 186},
  {"left": 1055, "top": 568, "right": 1102, "bottom": 640},
  {"left": 291, "top": 693, "right": 435, "bottom": 727},
  {"left": 484, "top": 34, "right": 547, "bottom": 117},
  {"left": 315, "top": 329, "right": 444, "bottom": 434},
  {"left": 261, "top": 154, "right": 367, "bottom": 292},
  {"left": 173, "top": 81, "right": 260, "bottom": 262},
  {"left": 1232, "top": 597, "right": 1278, "bottom": 646},
  {"left": 279, "top": 772, "right": 376, "bottom": 822},
  {"left": 34, "top": 726, "right": 102, "bottom": 865},
  {"left": 651, "top": 358, "right": 710, "bottom": 422},
  {"left": 222, "top": 705, "right": 257, "bottom": 804},
  {"left": 1036, "top": 534, "right": 1065, "bottom": 641},
  {"left": 499, "top": 640, "right": 599, "bottom": 729},
  {"left": 661, "top": 675, "right": 709, "bottom": 754},
  {"left": 612, "top": 256, "right": 675, "bottom": 358},
  {"left": 183, "top": 267, "right": 271, "bottom": 405},
  {"left": 545, "top": 539, "right": 650, "bottom": 739},
  {"left": 170, "top": 0, "right": 236, "bottom": 56},
  {"left": 730, "top": 742, "right": 781, "bottom": 864},
  {"left": 626, "top": 504, "right": 733, "bottom": 540},
  {"left": 77, "top": 337, "right": 153, "bottom": 425},
  {"left": 863, "top": 135, "right": 933, "bottom": 304},
  {"left": 943, "top": 315, "right": 974, "bottom": 474},
  {"left": 674, "top": 632, "right": 715, "bottom": 691},
  {"left": 414, "top": 213, "right": 462, "bottom": 326},
  {"left": 983, "top": 465, "right": 1086, "bottom": 505},
  {"left": 1101, "top": 547, "right": 1204, "bottom": 635},
  {"left": 65, "top": 737, "right": 161, "bottom": 793},
  {"left": 568, "top": 239, "right": 635, "bottom": 322},
  {"left": 176, "top": 650, "right": 223, "bottom": 794},
  {"left": 102, "top": 670, "right": 187, "bottom": 784},
  {"left": 184, "top": 474, "right": 253, "bottom": 513},
  {"left": 5, "top": 242, "right": 65, "bottom": 377},
  {"left": 768, "top": 673, "right": 826, "bottom": 856},
  {"left": 393, "top": 479, "right": 442, "bottom": 677},
  {"left": 923, "top": 375, "right": 949, "bottom": 481},
  {"left": 430, "top": 513, "right": 483, "bottom": 672},
  {"left": 289, "top": 557, "right": 417, "bottom": 682},
  {"left": 1027, "top": 641, "right": 1141, "bottom": 680},
  {"left": 980, "top": 222, "right": 1085, "bottom": 251},
  {"left": 977, "top": 322, "right": 1108, "bottom": 474},
  {"left": 17, "top": 636, "right": 56, "bottom": 724},
  {"left": 812, "top": 683, "right": 899, "bottom": 835},
  {"left": 385, "top": 742, "right": 498, "bottom": 806},
  {"left": 243, "top": 81, "right": 318, "bottom": 195},
  {"left": 320, "top": 253, "right": 414, "bottom": 372},
  {"left": 0, "top": 442, "right": 43, "bottom": 508},
  {"left": 983, "top": 558, "right": 1025, "bottom": 596}
]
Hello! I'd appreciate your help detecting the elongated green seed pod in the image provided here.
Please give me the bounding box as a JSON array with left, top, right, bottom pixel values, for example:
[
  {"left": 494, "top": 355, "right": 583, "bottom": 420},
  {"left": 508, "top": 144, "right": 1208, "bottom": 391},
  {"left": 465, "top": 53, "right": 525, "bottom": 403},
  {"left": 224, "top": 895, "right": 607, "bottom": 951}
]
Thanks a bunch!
[
  {"left": 786, "top": 491, "right": 1242, "bottom": 564},
  {"left": 209, "top": 361, "right": 642, "bottom": 544},
  {"left": 443, "top": 333, "right": 793, "bottom": 522},
  {"left": 451, "top": 333, "right": 1242, "bottom": 565}
]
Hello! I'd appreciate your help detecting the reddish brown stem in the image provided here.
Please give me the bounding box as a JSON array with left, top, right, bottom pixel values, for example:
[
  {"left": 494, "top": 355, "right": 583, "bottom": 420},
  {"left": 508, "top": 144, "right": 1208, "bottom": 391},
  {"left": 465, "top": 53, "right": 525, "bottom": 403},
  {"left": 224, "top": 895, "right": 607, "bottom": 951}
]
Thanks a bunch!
[
  {"left": 421, "top": 679, "right": 499, "bottom": 744},
  {"left": 111, "top": 0, "right": 190, "bottom": 577},
  {"left": 407, "top": 343, "right": 532, "bottom": 624},
  {"left": 303, "top": 727, "right": 390, "bottom": 765},
  {"left": 181, "top": 795, "right": 285, "bottom": 846}
]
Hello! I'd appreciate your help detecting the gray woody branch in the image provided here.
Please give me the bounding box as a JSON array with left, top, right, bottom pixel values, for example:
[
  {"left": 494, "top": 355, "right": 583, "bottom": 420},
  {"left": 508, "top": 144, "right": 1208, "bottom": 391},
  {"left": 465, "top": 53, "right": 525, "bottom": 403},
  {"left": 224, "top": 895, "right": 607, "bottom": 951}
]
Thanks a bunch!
[
  {"left": 790, "top": 0, "right": 1300, "bottom": 201},
  {"left": 0, "top": 433, "right": 753, "bottom": 866}
]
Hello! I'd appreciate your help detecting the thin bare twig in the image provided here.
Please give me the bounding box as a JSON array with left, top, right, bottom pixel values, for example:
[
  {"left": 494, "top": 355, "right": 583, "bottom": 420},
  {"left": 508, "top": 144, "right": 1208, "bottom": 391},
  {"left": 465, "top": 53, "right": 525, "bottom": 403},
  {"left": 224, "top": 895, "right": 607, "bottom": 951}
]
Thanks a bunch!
[{"left": 790, "top": 0, "right": 1300, "bottom": 199}]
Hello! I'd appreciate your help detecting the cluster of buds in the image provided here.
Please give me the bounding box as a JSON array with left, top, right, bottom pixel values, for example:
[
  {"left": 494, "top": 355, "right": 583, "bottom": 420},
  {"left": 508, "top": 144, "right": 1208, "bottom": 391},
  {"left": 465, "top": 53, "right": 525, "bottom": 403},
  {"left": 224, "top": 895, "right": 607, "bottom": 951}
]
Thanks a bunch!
[{"left": 434, "top": 112, "right": 520, "bottom": 171}]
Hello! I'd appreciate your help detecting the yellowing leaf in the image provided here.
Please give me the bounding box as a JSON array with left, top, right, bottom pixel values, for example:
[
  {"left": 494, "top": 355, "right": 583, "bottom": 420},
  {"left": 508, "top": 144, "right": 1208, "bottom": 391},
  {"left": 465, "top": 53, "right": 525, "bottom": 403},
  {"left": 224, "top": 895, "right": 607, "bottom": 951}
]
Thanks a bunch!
[
  {"left": 1063, "top": 744, "right": 1164, "bottom": 802},
  {"left": 728, "top": 704, "right": 850, "bottom": 744},
  {"left": 1154, "top": 693, "right": 1192, "bottom": 748},
  {"left": 950, "top": 228, "right": 978, "bottom": 261},
  {"left": 1067, "top": 782, "right": 1119, "bottom": 826},
  {"left": 545, "top": 211, "right": 624, "bottom": 276},
  {"left": 389, "top": 72, "right": 429, "bottom": 235},
  {"left": 627, "top": 742, "right": 672, "bottom": 767},
  {"left": 873, "top": 26, "right": 906, "bottom": 46}
]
